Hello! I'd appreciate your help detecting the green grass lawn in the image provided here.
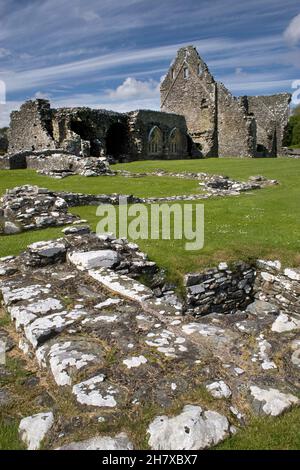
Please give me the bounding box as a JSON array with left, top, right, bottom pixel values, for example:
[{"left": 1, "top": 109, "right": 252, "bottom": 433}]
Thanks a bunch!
[
  {"left": 215, "top": 408, "right": 300, "bottom": 450},
  {"left": 1, "top": 159, "right": 299, "bottom": 285},
  {"left": 0, "top": 169, "right": 201, "bottom": 198}
]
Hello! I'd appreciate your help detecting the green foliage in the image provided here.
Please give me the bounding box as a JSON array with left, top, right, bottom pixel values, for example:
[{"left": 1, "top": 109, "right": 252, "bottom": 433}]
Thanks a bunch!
[
  {"left": 0, "top": 127, "right": 8, "bottom": 137},
  {"left": 284, "top": 111, "right": 300, "bottom": 147},
  {"left": 215, "top": 408, "right": 300, "bottom": 450},
  {"left": 0, "top": 420, "right": 25, "bottom": 450}
]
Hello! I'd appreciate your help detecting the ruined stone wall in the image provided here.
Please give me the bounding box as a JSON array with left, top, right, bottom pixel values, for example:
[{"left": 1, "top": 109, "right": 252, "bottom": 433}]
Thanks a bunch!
[
  {"left": 52, "top": 107, "right": 130, "bottom": 159},
  {"left": 254, "top": 260, "right": 300, "bottom": 315},
  {"left": 184, "top": 262, "right": 256, "bottom": 316},
  {"left": 246, "top": 94, "right": 291, "bottom": 157},
  {"left": 217, "top": 84, "right": 257, "bottom": 158},
  {"left": 128, "top": 110, "right": 188, "bottom": 160},
  {"left": 8, "top": 100, "right": 56, "bottom": 154},
  {"left": 160, "top": 46, "right": 218, "bottom": 157}
]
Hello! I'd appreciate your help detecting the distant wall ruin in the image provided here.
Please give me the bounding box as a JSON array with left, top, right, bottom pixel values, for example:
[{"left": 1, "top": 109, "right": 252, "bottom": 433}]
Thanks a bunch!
[
  {"left": 7, "top": 100, "right": 188, "bottom": 162},
  {"left": 161, "top": 46, "right": 291, "bottom": 158}
]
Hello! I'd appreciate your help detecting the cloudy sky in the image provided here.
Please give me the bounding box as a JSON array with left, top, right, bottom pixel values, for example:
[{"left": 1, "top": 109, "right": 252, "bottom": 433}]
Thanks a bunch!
[{"left": 0, "top": 0, "right": 300, "bottom": 126}]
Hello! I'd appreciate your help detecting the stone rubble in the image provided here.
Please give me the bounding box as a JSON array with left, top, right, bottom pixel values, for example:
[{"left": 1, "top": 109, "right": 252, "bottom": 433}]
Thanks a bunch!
[
  {"left": 118, "top": 169, "right": 278, "bottom": 200},
  {"left": 0, "top": 185, "right": 141, "bottom": 234},
  {"left": 0, "top": 172, "right": 279, "bottom": 235},
  {"left": 0, "top": 232, "right": 299, "bottom": 449}
]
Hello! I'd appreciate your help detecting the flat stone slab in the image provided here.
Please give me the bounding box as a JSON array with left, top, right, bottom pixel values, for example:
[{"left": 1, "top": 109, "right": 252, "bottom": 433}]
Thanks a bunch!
[
  {"left": 271, "top": 313, "right": 300, "bottom": 333},
  {"left": 250, "top": 385, "right": 299, "bottom": 416},
  {"left": 72, "top": 374, "right": 124, "bottom": 408},
  {"left": 57, "top": 432, "right": 133, "bottom": 450},
  {"left": 148, "top": 405, "right": 231, "bottom": 450},
  {"left": 19, "top": 412, "right": 54, "bottom": 450},
  {"left": 88, "top": 268, "right": 154, "bottom": 302},
  {"left": 37, "top": 340, "right": 105, "bottom": 386},
  {"left": 24, "top": 308, "right": 88, "bottom": 348},
  {"left": 68, "top": 250, "right": 119, "bottom": 270}
]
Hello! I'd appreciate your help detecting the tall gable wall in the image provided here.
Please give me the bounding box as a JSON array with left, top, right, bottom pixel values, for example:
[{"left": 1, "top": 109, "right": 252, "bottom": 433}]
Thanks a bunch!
[{"left": 161, "top": 46, "right": 218, "bottom": 157}]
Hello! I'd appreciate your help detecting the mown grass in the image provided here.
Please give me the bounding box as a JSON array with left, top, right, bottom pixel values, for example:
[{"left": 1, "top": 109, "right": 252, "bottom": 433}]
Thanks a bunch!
[
  {"left": 0, "top": 158, "right": 299, "bottom": 284},
  {"left": 0, "top": 169, "right": 200, "bottom": 198},
  {"left": 0, "top": 420, "right": 24, "bottom": 450},
  {"left": 215, "top": 408, "right": 300, "bottom": 450}
]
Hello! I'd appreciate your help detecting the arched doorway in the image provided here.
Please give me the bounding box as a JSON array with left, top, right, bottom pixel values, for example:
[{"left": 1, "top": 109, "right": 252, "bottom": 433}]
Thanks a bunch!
[
  {"left": 148, "top": 126, "right": 163, "bottom": 156},
  {"left": 106, "top": 122, "right": 128, "bottom": 161}
]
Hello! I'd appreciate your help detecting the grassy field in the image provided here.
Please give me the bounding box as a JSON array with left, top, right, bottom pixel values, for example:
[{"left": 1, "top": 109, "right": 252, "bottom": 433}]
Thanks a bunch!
[
  {"left": 0, "top": 158, "right": 299, "bottom": 285},
  {"left": 0, "top": 158, "right": 299, "bottom": 450}
]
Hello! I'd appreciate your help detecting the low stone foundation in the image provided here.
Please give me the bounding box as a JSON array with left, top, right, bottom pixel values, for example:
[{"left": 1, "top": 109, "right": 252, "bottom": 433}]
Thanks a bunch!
[
  {"left": 0, "top": 149, "right": 111, "bottom": 178},
  {"left": 255, "top": 259, "right": 300, "bottom": 316},
  {"left": 185, "top": 259, "right": 300, "bottom": 319},
  {"left": 185, "top": 262, "right": 255, "bottom": 316}
]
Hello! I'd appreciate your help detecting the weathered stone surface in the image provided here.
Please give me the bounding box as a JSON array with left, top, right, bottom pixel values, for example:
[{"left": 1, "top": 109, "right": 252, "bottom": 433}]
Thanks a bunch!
[
  {"left": 148, "top": 405, "right": 231, "bottom": 450},
  {"left": 68, "top": 250, "right": 119, "bottom": 270},
  {"left": 25, "top": 308, "right": 88, "bottom": 348},
  {"left": 206, "top": 381, "right": 232, "bottom": 399},
  {"left": 57, "top": 433, "right": 133, "bottom": 450},
  {"left": 161, "top": 45, "right": 290, "bottom": 157},
  {"left": 250, "top": 386, "right": 299, "bottom": 416},
  {"left": 72, "top": 375, "right": 123, "bottom": 408},
  {"left": 37, "top": 340, "right": 104, "bottom": 386},
  {"left": 88, "top": 268, "right": 154, "bottom": 302},
  {"left": 271, "top": 313, "right": 300, "bottom": 333},
  {"left": 19, "top": 411, "right": 54, "bottom": 450}
]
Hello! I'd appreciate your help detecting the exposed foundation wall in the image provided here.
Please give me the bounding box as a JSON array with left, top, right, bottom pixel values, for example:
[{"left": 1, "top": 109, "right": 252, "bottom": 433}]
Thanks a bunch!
[
  {"left": 217, "top": 84, "right": 257, "bottom": 158},
  {"left": 254, "top": 260, "right": 300, "bottom": 315},
  {"left": 8, "top": 100, "right": 56, "bottom": 154},
  {"left": 184, "top": 262, "right": 256, "bottom": 316},
  {"left": 246, "top": 94, "right": 291, "bottom": 157},
  {"left": 128, "top": 110, "right": 188, "bottom": 160},
  {"left": 161, "top": 46, "right": 218, "bottom": 157},
  {"left": 184, "top": 259, "right": 300, "bottom": 318}
]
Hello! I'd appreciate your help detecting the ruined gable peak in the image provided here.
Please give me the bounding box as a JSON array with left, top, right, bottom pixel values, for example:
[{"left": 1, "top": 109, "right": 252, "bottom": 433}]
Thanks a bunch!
[{"left": 161, "top": 45, "right": 213, "bottom": 91}]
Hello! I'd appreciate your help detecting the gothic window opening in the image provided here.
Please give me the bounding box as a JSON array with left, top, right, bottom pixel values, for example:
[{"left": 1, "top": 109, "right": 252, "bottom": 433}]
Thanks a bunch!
[
  {"left": 148, "top": 126, "right": 163, "bottom": 156},
  {"left": 183, "top": 66, "right": 189, "bottom": 79}
]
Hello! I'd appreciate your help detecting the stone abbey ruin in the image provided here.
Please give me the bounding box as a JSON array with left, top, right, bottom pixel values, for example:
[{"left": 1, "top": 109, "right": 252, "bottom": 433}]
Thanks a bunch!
[{"left": 1, "top": 45, "right": 291, "bottom": 168}]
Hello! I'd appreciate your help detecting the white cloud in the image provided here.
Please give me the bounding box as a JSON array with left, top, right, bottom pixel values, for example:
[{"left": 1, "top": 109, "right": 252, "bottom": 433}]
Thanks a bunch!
[
  {"left": 107, "top": 77, "right": 159, "bottom": 100},
  {"left": 0, "top": 48, "right": 11, "bottom": 58},
  {"left": 0, "top": 101, "right": 21, "bottom": 127},
  {"left": 284, "top": 13, "right": 300, "bottom": 45}
]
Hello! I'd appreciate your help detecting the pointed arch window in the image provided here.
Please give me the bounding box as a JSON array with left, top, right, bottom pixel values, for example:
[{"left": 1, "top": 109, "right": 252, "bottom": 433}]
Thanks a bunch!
[
  {"left": 148, "top": 126, "right": 163, "bottom": 155},
  {"left": 183, "top": 66, "right": 189, "bottom": 79}
]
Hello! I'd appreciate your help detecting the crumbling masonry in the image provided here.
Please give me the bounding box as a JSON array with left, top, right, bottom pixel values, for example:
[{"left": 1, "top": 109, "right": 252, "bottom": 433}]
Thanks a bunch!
[
  {"left": 161, "top": 46, "right": 291, "bottom": 158},
  {"left": 5, "top": 46, "right": 291, "bottom": 163}
]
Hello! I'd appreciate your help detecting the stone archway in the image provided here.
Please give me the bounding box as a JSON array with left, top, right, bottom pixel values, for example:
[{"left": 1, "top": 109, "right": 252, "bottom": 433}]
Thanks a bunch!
[{"left": 106, "top": 122, "right": 129, "bottom": 161}]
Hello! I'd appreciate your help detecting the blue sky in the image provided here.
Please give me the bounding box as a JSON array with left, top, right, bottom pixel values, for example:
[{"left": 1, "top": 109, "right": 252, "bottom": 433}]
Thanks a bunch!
[{"left": 0, "top": 0, "right": 300, "bottom": 126}]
